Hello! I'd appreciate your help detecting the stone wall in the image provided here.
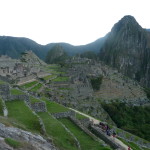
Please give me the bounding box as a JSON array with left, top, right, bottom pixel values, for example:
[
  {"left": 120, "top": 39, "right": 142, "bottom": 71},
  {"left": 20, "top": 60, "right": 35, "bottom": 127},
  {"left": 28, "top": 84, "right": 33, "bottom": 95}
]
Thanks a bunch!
[
  {"left": 17, "top": 74, "right": 36, "bottom": 85},
  {"left": 79, "top": 118, "right": 91, "bottom": 128},
  {"left": 114, "top": 128, "right": 150, "bottom": 149},
  {"left": 52, "top": 111, "right": 75, "bottom": 119},
  {"left": 2, "top": 94, "right": 30, "bottom": 105},
  {"left": 31, "top": 102, "right": 47, "bottom": 112},
  {"left": 90, "top": 125, "right": 120, "bottom": 149},
  {"left": 0, "top": 84, "right": 10, "bottom": 96},
  {"left": 70, "top": 117, "right": 100, "bottom": 142}
]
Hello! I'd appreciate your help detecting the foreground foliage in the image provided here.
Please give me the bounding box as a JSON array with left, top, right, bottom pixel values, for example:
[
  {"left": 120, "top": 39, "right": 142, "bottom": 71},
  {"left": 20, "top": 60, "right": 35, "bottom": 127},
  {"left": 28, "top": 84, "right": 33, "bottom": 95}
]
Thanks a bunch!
[{"left": 102, "top": 102, "right": 150, "bottom": 141}]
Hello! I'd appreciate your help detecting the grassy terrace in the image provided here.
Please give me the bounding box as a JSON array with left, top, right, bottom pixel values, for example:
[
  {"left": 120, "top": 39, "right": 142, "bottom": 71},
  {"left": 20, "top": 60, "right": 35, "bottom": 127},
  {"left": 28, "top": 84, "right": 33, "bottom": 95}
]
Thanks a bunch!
[
  {"left": 29, "top": 83, "right": 42, "bottom": 92},
  {"left": 10, "top": 89, "right": 25, "bottom": 95},
  {"left": 43, "top": 74, "right": 56, "bottom": 80},
  {"left": 52, "top": 76, "right": 69, "bottom": 82},
  {"left": 0, "top": 98, "right": 3, "bottom": 116},
  {"left": 41, "top": 97, "right": 69, "bottom": 113},
  {"left": 6, "top": 100, "right": 42, "bottom": 133},
  {"left": 0, "top": 80, "right": 6, "bottom": 85},
  {"left": 118, "top": 137, "right": 142, "bottom": 150},
  {"left": 38, "top": 112, "right": 78, "bottom": 150},
  {"left": 76, "top": 113, "right": 88, "bottom": 120},
  {"left": 30, "top": 96, "right": 41, "bottom": 104},
  {"left": 59, "top": 118, "right": 111, "bottom": 150},
  {"left": 20, "top": 81, "right": 38, "bottom": 89}
]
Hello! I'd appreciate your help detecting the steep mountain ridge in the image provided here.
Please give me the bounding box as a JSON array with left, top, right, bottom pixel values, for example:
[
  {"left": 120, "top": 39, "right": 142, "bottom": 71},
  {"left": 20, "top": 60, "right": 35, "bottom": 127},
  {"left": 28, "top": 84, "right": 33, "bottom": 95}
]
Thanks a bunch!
[{"left": 99, "top": 15, "right": 150, "bottom": 87}]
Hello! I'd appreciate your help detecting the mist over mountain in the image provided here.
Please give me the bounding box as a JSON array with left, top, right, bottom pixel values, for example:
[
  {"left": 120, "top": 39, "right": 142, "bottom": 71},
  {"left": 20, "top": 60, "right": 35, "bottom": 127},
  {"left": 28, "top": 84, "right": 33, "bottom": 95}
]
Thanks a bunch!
[{"left": 99, "top": 15, "right": 150, "bottom": 87}]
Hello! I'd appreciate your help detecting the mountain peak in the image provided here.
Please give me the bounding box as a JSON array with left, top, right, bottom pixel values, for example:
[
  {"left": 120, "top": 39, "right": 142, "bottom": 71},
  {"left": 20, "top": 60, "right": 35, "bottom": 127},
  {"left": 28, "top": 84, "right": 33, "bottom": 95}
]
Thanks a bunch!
[{"left": 111, "top": 15, "right": 142, "bottom": 33}]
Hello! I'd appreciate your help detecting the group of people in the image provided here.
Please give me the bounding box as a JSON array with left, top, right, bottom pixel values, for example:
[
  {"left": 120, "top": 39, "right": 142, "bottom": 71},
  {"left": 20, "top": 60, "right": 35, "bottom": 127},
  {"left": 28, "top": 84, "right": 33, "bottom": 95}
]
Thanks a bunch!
[{"left": 99, "top": 122, "right": 116, "bottom": 137}]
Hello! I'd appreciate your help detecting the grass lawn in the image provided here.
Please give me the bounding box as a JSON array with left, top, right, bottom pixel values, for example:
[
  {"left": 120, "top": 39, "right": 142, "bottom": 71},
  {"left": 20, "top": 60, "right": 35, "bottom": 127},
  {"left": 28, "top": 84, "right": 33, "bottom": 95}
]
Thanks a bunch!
[
  {"left": 52, "top": 76, "right": 69, "bottom": 82},
  {"left": 43, "top": 75, "right": 56, "bottom": 80},
  {"left": 0, "top": 80, "right": 6, "bottom": 85},
  {"left": 30, "top": 83, "right": 42, "bottom": 92},
  {"left": 37, "top": 112, "right": 78, "bottom": 150},
  {"left": 76, "top": 113, "right": 88, "bottom": 120},
  {"left": 41, "top": 97, "right": 69, "bottom": 113},
  {"left": 20, "top": 81, "right": 38, "bottom": 89},
  {"left": 59, "top": 118, "right": 111, "bottom": 150},
  {"left": 0, "top": 98, "right": 3, "bottom": 116},
  {"left": 6, "top": 100, "right": 42, "bottom": 133},
  {"left": 30, "top": 96, "right": 41, "bottom": 104},
  {"left": 118, "top": 137, "right": 142, "bottom": 150},
  {"left": 10, "top": 89, "right": 25, "bottom": 95}
]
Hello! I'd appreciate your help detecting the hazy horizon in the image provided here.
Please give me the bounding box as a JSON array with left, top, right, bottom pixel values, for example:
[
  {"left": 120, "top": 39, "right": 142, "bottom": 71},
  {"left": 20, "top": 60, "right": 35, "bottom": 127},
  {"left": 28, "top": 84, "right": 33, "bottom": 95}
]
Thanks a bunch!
[{"left": 0, "top": 0, "right": 149, "bottom": 46}]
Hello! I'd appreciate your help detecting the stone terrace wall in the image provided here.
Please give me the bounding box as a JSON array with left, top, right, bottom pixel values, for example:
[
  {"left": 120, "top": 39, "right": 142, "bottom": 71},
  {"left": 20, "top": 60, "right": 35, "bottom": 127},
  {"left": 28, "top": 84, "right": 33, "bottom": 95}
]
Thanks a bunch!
[
  {"left": 79, "top": 118, "right": 91, "bottom": 128},
  {"left": 31, "top": 102, "right": 47, "bottom": 112},
  {"left": 0, "top": 84, "right": 10, "bottom": 96},
  {"left": 70, "top": 117, "right": 101, "bottom": 143},
  {"left": 17, "top": 74, "right": 36, "bottom": 85},
  {"left": 2, "top": 95, "right": 30, "bottom": 104},
  {"left": 114, "top": 128, "right": 150, "bottom": 149},
  {"left": 90, "top": 125, "right": 120, "bottom": 149},
  {"left": 52, "top": 111, "right": 75, "bottom": 119}
]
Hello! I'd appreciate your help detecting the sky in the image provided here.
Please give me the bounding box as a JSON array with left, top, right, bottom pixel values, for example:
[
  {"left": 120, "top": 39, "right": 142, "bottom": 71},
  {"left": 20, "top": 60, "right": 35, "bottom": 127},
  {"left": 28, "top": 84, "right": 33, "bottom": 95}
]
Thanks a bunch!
[{"left": 0, "top": 0, "right": 149, "bottom": 45}]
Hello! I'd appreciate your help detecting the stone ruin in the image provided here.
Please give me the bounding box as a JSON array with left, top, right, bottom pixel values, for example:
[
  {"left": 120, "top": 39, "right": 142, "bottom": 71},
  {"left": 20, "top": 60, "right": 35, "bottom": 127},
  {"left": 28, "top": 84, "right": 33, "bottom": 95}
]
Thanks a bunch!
[
  {"left": 0, "top": 51, "right": 49, "bottom": 85},
  {"left": 0, "top": 83, "right": 46, "bottom": 113}
]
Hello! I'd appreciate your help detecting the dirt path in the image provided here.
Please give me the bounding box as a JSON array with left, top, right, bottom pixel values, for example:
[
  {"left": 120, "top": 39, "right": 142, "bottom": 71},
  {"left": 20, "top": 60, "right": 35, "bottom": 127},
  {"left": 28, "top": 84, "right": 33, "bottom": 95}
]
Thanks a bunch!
[{"left": 69, "top": 108, "right": 130, "bottom": 150}]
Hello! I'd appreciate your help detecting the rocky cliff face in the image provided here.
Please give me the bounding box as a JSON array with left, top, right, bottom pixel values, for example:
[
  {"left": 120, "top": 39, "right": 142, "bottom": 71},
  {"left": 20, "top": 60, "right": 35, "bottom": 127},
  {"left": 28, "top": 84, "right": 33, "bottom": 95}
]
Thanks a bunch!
[{"left": 99, "top": 15, "right": 150, "bottom": 87}]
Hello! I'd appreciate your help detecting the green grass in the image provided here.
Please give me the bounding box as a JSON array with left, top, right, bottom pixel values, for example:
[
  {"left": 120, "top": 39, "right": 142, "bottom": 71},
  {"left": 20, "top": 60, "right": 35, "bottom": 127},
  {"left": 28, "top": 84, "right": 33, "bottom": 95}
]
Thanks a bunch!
[
  {"left": 30, "top": 83, "right": 42, "bottom": 92},
  {"left": 102, "top": 102, "right": 150, "bottom": 141},
  {"left": 6, "top": 100, "right": 42, "bottom": 133},
  {"left": 5, "top": 138, "right": 22, "bottom": 148},
  {"left": 52, "top": 76, "right": 69, "bottom": 82},
  {"left": 20, "top": 81, "right": 38, "bottom": 89},
  {"left": 0, "top": 98, "right": 3, "bottom": 116},
  {"left": 30, "top": 96, "right": 41, "bottom": 104},
  {"left": 38, "top": 112, "right": 78, "bottom": 150},
  {"left": 43, "top": 75, "right": 56, "bottom": 80},
  {"left": 10, "top": 88, "right": 24, "bottom": 95},
  {"left": 143, "top": 147, "right": 150, "bottom": 150},
  {"left": 41, "top": 97, "right": 69, "bottom": 113},
  {"left": 0, "top": 80, "right": 6, "bottom": 85},
  {"left": 118, "top": 137, "right": 142, "bottom": 150},
  {"left": 76, "top": 113, "right": 88, "bottom": 120},
  {"left": 59, "top": 118, "right": 111, "bottom": 150}
]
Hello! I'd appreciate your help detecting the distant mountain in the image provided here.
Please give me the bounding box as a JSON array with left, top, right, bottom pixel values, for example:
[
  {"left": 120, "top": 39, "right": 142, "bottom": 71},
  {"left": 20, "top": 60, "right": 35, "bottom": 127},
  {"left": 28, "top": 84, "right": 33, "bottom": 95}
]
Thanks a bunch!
[
  {"left": 99, "top": 15, "right": 150, "bottom": 87},
  {"left": 0, "top": 36, "right": 105, "bottom": 60},
  {"left": 45, "top": 37, "right": 106, "bottom": 56},
  {"left": 147, "top": 29, "right": 150, "bottom": 32},
  {"left": 45, "top": 45, "right": 68, "bottom": 64},
  {"left": 0, "top": 36, "right": 45, "bottom": 59}
]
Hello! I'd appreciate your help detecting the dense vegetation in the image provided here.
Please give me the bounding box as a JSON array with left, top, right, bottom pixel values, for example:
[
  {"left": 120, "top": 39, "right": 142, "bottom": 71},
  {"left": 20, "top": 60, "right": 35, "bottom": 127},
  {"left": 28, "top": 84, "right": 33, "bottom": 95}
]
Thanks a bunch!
[
  {"left": 102, "top": 102, "right": 150, "bottom": 141},
  {"left": 45, "top": 45, "right": 69, "bottom": 64},
  {"left": 144, "top": 87, "right": 150, "bottom": 99},
  {"left": 90, "top": 75, "right": 103, "bottom": 90},
  {"left": 80, "top": 51, "right": 98, "bottom": 60}
]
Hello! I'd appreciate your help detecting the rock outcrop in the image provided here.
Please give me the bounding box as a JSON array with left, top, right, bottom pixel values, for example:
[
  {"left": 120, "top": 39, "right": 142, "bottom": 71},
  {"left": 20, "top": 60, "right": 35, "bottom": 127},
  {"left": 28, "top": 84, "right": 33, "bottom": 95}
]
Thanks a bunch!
[
  {"left": 0, "top": 123, "right": 57, "bottom": 150},
  {"left": 99, "top": 15, "right": 150, "bottom": 87}
]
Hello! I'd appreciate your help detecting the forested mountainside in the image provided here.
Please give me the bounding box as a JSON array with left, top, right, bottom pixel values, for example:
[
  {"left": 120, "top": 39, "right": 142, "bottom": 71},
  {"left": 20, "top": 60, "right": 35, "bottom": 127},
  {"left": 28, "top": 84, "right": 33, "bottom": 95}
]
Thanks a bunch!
[{"left": 99, "top": 15, "right": 150, "bottom": 88}]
